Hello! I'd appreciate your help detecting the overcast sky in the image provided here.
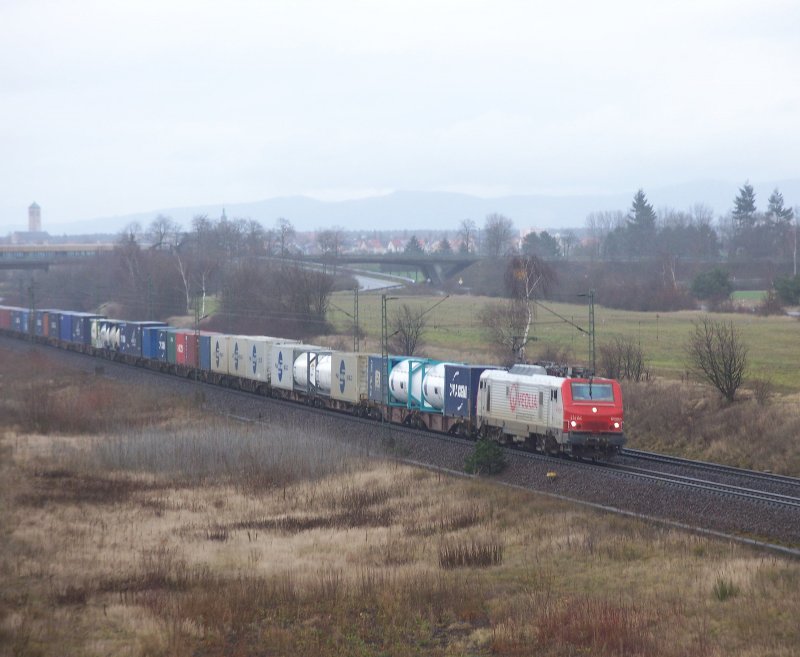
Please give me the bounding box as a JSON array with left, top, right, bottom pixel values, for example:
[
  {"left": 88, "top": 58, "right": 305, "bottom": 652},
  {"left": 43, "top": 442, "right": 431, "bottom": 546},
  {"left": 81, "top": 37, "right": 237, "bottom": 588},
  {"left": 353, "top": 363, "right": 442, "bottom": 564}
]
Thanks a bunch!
[{"left": 1, "top": 0, "right": 799, "bottom": 228}]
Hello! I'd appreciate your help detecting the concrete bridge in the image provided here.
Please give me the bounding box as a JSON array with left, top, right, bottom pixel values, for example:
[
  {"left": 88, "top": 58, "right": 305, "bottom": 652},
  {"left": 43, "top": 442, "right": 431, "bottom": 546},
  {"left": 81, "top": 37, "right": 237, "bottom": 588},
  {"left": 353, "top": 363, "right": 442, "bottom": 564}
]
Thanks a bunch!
[{"left": 302, "top": 253, "right": 481, "bottom": 285}]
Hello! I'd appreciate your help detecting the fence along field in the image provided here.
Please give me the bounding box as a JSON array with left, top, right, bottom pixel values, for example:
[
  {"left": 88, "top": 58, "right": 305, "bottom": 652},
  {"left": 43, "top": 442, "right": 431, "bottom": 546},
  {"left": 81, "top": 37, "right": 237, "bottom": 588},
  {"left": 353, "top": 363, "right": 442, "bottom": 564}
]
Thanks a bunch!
[{"left": 2, "top": 345, "right": 800, "bottom": 656}]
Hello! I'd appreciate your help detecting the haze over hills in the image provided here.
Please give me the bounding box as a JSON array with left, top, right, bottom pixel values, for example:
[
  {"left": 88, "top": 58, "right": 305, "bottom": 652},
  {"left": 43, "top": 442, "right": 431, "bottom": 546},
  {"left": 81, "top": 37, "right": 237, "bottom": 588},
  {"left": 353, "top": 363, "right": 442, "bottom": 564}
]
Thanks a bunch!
[{"left": 30, "top": 178, "right": 800, "bottom": 236}]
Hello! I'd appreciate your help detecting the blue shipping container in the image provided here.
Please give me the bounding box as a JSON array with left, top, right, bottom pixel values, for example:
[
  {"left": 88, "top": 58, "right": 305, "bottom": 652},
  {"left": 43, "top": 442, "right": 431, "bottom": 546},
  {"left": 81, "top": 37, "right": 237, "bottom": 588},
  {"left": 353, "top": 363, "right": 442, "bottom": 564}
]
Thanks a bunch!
[
  {"left": 48, "top": 312, "right": 61, "bottom": 339},
  {"left": 199, "top": 334, "right": 212, "bottom": 371},
  {"left": 121, "top": 321, "right": 165, "bottom": 357},
  {"left": 59, "top": 312, "right": 75, "bottom": 342},
  {"left": 142, "top": 326, "right": 160, "bottom": 360},
  {"left": 443, "top": 365, "right": 493, "bottom": 420},
  {"left": 12, "top": 309, "right": 29, "bottom": 334},
  {"left": 35, "top": 310, "right": 47, "bottom": 336},
  {"left": 72, "top": 314, "right": 103, "bottom": 345}
]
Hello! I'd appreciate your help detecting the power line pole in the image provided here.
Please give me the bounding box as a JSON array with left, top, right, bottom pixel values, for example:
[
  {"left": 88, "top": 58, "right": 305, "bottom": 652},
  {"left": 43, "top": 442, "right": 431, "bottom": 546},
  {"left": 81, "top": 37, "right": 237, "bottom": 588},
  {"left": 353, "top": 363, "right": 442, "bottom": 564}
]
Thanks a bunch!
[
  {"left": 353, "top": 286, "right": 359, "bottom": 352},
  {"left": 588, "top": 289, "right": 596, "bottom": 376}
]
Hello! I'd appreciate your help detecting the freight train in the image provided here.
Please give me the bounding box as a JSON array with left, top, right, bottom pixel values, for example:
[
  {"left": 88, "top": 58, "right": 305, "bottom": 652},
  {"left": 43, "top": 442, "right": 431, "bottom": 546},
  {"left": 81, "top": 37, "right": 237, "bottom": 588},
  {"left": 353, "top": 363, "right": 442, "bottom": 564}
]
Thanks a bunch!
[{"left": 0, "top": 305, "right": 625, "bottom": 459}]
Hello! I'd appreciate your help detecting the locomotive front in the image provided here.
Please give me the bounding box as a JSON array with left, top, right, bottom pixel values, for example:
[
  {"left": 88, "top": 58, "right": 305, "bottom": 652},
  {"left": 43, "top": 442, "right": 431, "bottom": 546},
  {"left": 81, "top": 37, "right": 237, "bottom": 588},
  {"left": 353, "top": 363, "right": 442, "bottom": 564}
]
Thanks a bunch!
[{"left": 561, "top": 378, "right": 625, "bottom": 458}]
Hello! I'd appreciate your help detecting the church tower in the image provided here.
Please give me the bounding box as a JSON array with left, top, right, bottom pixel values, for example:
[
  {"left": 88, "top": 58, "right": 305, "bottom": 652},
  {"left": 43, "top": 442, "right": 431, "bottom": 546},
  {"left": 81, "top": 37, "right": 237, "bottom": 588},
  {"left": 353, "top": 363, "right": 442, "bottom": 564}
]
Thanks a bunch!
[{"left": 28, "top": 202, "right": 41, "bottom": 232}]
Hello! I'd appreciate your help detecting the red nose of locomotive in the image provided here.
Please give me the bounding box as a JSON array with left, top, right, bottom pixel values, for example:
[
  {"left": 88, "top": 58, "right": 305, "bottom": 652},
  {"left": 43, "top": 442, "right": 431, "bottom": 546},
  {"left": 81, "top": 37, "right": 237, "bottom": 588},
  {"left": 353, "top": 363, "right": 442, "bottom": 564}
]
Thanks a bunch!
[
  {"left": 565, "top": 404, "right": 623, "bottom": 434},
  {"left": 561, "top": 378, "right": 625, "bottom": 455}
]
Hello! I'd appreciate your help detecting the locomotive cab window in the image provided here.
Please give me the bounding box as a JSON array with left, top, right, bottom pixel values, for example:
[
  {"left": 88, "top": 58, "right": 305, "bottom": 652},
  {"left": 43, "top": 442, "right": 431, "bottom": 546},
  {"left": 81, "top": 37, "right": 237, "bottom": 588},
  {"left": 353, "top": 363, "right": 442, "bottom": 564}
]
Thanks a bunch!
[{"left": 570, "top": 383, "right": 614, "bottom": 402}]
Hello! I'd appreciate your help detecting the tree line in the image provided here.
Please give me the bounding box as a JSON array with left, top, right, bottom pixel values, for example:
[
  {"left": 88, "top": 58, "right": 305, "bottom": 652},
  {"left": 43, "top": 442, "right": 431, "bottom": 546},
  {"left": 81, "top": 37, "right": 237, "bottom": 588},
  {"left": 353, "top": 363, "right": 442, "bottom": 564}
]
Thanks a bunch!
[{"left": 21, "top": 214, "right": 340, "bottom": 338}]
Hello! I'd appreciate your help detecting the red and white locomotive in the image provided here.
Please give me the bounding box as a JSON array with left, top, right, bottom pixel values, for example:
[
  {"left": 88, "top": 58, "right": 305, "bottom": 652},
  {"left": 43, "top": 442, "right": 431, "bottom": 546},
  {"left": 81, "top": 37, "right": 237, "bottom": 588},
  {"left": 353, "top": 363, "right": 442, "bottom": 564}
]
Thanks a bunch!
[{"left": 477, "top": 366, "right": 624, "bottom": 458}]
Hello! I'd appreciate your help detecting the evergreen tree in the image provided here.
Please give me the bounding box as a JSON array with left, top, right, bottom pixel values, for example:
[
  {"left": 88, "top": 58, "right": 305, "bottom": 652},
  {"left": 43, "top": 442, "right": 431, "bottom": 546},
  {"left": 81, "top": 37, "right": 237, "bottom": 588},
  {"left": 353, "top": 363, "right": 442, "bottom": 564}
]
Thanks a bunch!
[
  {"left": 437, "top": 236, "right": 453, "bottom": 254},
  {"left": 766, "top": 188, "right": 794, "bottom": 225},
  {"left": 404, "top": 235, "right": 424, "bottom": 254},
  {"left": 627, "top": 188, "right": 657, "bottom": 231},
  {"left": 732, "top": 181, "right": 757, "bottom": 228},
  {"left": 624, "top": 189, "right": 657, "bottom": 256},
  {"left": 522, "top": 231, "right": 561, "bottom": 258},
  {"left": 691, "top": 268, "right": 733, "bottom": 305}
]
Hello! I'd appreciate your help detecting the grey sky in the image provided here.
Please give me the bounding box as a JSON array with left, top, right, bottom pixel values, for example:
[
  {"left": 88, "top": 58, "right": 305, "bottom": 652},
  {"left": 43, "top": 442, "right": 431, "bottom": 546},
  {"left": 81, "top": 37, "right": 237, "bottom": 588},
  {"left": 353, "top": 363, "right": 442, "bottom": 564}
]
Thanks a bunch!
[{"left": 2, "top": 0, "right": 799, "bottom": 228}]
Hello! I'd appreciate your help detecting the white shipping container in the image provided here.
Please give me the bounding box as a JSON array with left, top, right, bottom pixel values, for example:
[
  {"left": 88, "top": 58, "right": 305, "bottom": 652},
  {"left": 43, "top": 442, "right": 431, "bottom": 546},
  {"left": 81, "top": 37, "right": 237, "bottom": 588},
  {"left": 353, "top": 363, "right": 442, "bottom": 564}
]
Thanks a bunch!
[
  {"left": 226, "top": 335, "right": 250, "bottom": 377},
  {"left": 330, "top": 352, "right": 372, "bottom": 403},
  {"left": 271, "top": 344, "right": 315, "bottom": 390},
  {"left": 239, "top": 337, "right": 272, "bottom": 383},
  {"left": 210, "top": 334, "right": 229, "bottom": 374}
]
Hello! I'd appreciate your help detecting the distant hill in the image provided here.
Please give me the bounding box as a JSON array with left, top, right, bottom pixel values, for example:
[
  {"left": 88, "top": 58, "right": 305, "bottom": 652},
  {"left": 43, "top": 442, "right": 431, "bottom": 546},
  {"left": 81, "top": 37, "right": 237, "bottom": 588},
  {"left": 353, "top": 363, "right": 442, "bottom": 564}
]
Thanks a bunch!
[{"left": 46, "top": 179, "right": 800, "bottom": 235}]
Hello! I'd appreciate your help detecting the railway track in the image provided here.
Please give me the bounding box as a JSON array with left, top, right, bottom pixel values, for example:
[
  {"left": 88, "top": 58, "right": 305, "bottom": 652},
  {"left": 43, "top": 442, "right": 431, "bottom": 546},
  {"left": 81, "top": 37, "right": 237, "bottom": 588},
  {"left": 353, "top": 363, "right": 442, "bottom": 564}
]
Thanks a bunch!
[
  {"left": 622, "top": 448, "right": 800, "bottom": 486},
  {"left": 600, "top": 460, "right": 800, "bottom": 510}
]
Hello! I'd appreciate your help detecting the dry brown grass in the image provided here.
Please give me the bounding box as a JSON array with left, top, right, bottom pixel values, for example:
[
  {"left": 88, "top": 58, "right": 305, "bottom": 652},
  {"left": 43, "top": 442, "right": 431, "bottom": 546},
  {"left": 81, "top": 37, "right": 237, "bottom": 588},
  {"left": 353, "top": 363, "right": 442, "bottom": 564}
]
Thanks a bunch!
[
  {"left": 3, "top": 422, "right": 800, "bottom": 657},
  {"left": 0, "top": 347, "right": 194, "bottom": 435},
  {"left": 623, "top": 378, "right": 800, "bottom": 474},
  {"left": 3, "top": 345, "right": 800, "bottom": 656}
]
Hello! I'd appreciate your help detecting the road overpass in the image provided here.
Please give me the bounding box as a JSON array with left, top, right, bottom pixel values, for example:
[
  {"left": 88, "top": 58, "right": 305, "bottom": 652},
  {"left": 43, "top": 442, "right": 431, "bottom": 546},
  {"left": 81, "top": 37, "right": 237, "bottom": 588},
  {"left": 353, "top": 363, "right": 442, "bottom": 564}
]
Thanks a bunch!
[
  {"left": 302, "top": 253, "right": 480, "bottom": 285},
  {"left": 0, "top": 244, "right": 115, "bottom": 270}
]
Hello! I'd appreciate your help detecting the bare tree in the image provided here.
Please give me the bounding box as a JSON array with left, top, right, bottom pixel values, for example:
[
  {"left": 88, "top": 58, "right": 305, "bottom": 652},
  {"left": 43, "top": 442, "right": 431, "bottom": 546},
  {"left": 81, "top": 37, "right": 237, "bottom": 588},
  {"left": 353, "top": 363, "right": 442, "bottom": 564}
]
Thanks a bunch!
[
  {"left": 244, "top": 219, "right": 266, "bottom": 256},
  {"left": 598, "top": 337, "right": 647, "bottom": 382},
  {"left": 482, "top": 213, "right": 516, "bottom": 257},
  {"left": 276, "top": 217, "right": 296, "bottom": 257},
  {"left": 479, "top": 300, "right": 529, "bottom": 366},
  {"left": 585, "top": 210, "right": 624, "bottom": 258},
  {"left": 686, "top": 317, "right": 748, "bottom": 402},
  {"left": 458, "top": 218, "right": 477, "bottom": 253},
  {"left": 146, "top": 215, "right": 181, "bottom": 250},
  {"left": 390, "top": 303, "right": 427, "bottom": 356},
  {"left": 505, "top": 255, "right": 554, "bottom": 361},
  {"left": 561, "top": 230, "right": 577, "bottom": 259},
  {"left": 317, "top": 226, "right": 344, "bottom": 257}
]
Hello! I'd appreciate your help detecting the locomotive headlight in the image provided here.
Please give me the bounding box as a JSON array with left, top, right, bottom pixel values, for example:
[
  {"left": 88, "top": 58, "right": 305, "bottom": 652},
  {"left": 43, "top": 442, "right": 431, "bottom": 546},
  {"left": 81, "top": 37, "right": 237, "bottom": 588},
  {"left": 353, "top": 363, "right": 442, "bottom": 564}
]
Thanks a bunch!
[
  {"left": 592, "top": 407, "right": 597, "bottom": 413},
  {"left": 570, "top": 420, "right": 577, "bottom": 428},
  {"left": 614, "top": 422, "right": 620, "bottom": 429}
]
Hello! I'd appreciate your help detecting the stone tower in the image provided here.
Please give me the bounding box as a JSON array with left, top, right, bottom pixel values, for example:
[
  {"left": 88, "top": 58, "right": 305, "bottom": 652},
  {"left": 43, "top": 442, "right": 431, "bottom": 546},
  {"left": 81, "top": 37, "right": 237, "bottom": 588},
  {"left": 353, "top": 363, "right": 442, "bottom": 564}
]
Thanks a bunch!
[{"left": 28, "top": 202, "right": 41, "bottom": 232}]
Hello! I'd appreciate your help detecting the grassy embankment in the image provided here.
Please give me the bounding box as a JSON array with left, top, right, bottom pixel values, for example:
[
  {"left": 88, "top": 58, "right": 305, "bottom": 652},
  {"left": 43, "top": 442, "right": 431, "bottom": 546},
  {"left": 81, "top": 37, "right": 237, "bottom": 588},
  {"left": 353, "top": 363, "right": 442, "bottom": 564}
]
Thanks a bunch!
[
  {"left": 326, "top": 291, "right": 800, "bottom": 391},
  {"left": 2, "top": 346, "right": 800, "bottom": 656}
]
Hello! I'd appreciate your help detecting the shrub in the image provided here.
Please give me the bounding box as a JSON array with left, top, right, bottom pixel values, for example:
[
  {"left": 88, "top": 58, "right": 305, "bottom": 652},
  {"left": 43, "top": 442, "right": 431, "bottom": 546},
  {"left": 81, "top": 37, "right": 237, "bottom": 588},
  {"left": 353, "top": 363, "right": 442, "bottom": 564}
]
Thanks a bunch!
[
  {"left": 774, "top": 274, "right": 800, "bottom": 305},
  {"left": 712, "top": 576, "right": 739, "bottom": 601},
  {"left": 465, "top": 438, "right": 507, "bottom": 475},
  {"left": 756, "top": 289, "right": 784, "bottom": 316},
  {"left": 439, "top": 540, "right": 504, "bottom": 568},
  {"left": 691, "top": 268, "right": 733, "bottom": 304}
]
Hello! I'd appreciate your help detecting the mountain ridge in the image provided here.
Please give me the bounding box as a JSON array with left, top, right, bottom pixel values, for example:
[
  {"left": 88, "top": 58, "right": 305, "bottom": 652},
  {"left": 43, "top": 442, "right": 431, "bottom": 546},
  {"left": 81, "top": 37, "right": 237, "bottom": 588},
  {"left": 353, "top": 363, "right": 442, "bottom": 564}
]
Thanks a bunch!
[{"left": 38, "top": 179, "right": 800, "bottom": 235}]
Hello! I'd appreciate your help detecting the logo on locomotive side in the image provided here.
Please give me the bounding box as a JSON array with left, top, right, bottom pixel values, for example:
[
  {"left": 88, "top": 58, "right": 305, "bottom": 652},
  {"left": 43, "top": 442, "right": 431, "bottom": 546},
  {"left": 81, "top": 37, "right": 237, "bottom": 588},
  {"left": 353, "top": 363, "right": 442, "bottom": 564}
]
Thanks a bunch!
[
  {"left": 215, "top": 340, "right": 221, "bottom": 367},
  {"left": 339, "top": 360, "right": 346, "bottom": 394},
  {"left": 277, "top": 351, "right": 283, "bottom": 381},
  {"left": 233, "top": 343, "right": 240, "bottom": 370},
  {"left": 251, "top": 345, "right": 258, "bottom": 375},
  {"left": 507, "top": 384, "right": 538, "bottom": 413}
]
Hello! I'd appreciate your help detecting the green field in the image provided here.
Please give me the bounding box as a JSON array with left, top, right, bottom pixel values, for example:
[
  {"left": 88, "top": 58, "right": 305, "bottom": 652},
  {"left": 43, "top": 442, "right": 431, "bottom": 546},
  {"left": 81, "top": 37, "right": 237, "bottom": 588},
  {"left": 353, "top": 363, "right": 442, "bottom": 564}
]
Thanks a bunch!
[
  {"left": 731, "top": 290, "right": 767, "bottom": 302},
  {"left": 327, "top": 291, "right": 800, "bottom": 392}
]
